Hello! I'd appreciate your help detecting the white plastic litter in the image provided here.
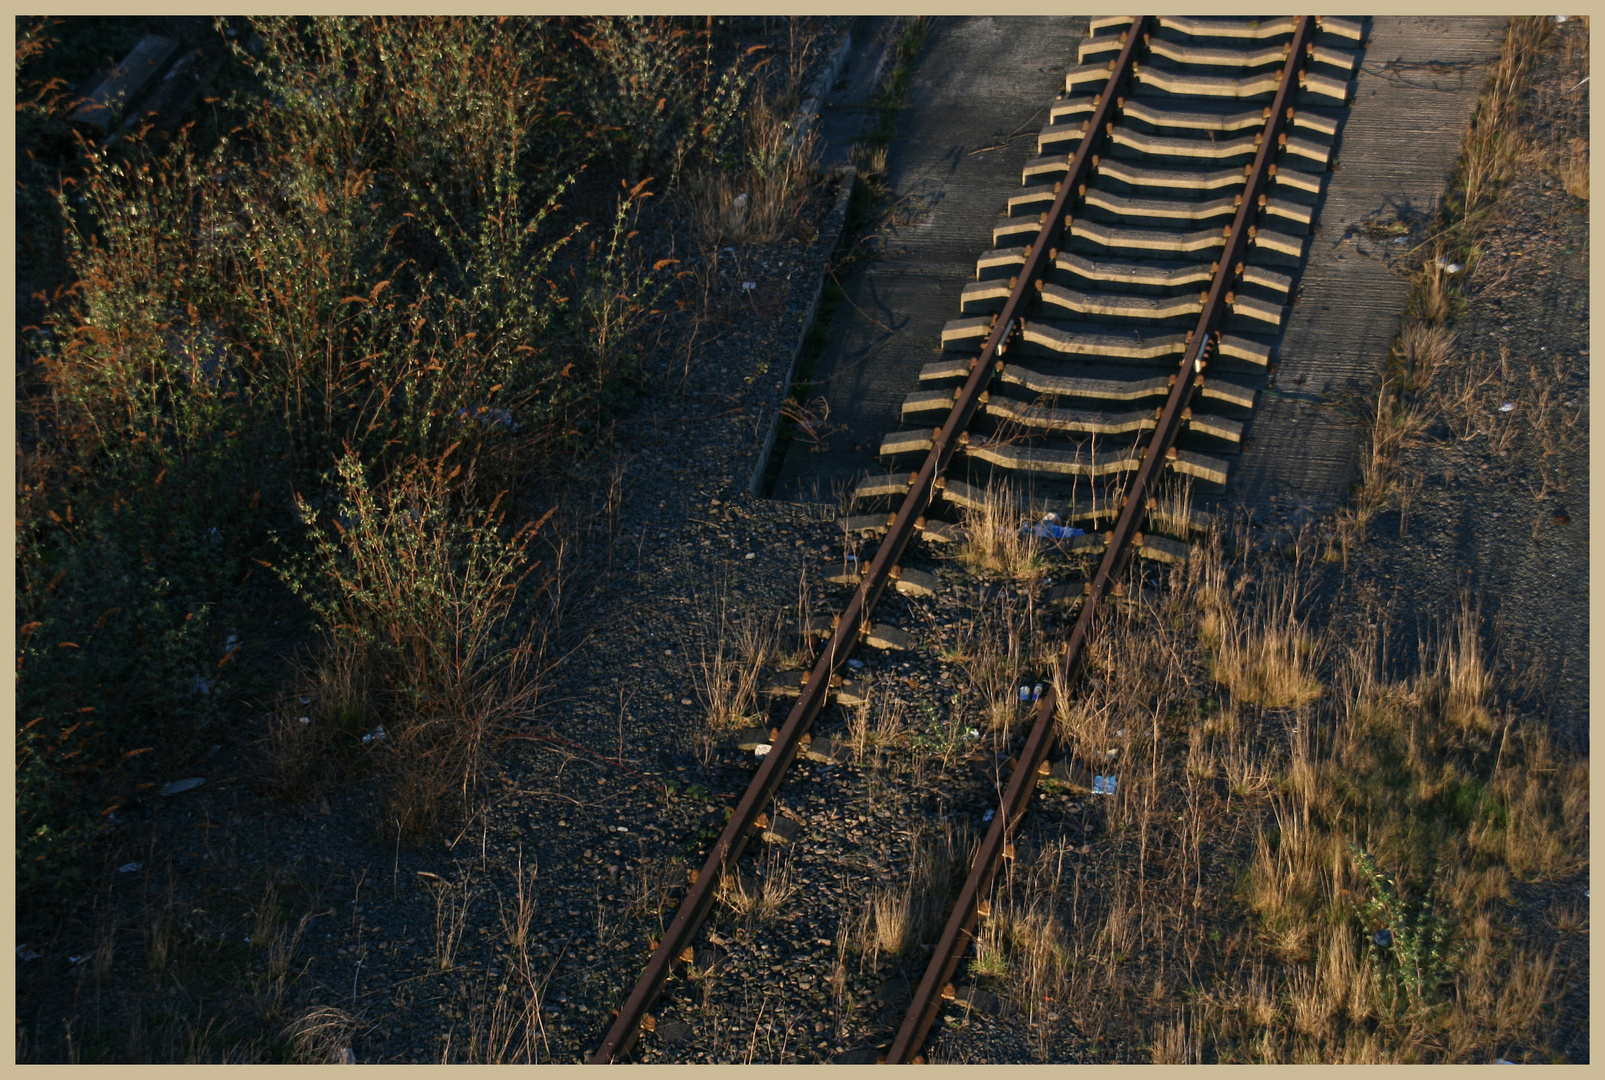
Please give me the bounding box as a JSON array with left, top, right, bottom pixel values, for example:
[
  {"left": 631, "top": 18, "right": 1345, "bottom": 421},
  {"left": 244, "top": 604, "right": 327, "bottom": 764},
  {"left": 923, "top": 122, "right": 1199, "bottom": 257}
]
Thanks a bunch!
[
  {"left": 118, "top": 862, "right": 142, "bottom": 873},
  {"left": 159, "top": 777, "right": 206, "bottom": 797},
  {"left": 16, "top": 945, "right": 40, "bottom": 961},
  {"left": 754, "top": 743, "right": 772, "bottom": 757},
  {"left": 1499, "top": 402, "right": 1516, "bottom": 412}
]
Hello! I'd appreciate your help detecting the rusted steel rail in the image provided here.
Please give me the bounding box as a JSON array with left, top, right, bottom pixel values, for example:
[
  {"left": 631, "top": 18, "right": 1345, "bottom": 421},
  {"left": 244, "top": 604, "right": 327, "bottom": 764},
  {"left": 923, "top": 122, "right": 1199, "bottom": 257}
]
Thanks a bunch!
[
  {"left": 884, "top": 14, "right": 1317, "bottom": 1064},
  {"left": 588, "top": 19, "right": 1154, "bottom": 1063}
]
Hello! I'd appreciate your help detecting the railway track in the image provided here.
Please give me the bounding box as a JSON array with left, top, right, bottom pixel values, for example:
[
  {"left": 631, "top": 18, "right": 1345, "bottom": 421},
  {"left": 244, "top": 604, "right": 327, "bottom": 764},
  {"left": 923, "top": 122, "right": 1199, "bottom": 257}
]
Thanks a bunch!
[{"left": 593, "top": 14, "right": 1365, "bottom": 1063}]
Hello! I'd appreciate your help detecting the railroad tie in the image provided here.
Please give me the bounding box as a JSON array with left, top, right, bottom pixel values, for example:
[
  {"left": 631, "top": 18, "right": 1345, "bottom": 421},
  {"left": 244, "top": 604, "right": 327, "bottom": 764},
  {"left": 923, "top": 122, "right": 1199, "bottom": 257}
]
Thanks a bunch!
[
  {"left": 891, "top": 566, "right": 939, "bottom": 598},
  {"left": 850, "top": 473, "right": 916, "bottom": 501},
  {"left": 863, "top": 623, "right": 913, "bottom": 651}
]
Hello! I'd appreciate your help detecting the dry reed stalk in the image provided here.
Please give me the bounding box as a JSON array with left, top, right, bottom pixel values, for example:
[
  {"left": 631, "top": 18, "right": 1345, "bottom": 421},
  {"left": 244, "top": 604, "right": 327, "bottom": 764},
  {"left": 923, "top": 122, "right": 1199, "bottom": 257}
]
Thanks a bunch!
[{"left": 957, "top": 482, "right": 1049, "bottom": 585}]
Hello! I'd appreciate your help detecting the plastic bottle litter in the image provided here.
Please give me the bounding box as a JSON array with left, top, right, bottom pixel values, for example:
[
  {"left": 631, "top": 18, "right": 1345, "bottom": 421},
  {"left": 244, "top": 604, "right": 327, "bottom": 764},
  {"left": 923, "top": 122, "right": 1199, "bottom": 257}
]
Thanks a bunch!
[{"left": 1023, "top": 517, "right": 1085, "bottom": 540}]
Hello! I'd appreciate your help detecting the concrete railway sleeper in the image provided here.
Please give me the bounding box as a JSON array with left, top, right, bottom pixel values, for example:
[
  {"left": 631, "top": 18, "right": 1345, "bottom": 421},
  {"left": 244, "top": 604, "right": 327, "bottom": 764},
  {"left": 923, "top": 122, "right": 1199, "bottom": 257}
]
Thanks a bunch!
[{"left": 593, "top": 14, "right": 1355, "bottom": 1063}]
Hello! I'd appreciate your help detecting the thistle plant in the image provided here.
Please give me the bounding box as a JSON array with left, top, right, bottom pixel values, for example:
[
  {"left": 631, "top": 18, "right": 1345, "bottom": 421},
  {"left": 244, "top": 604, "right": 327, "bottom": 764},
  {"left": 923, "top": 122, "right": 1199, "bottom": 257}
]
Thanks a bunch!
[{"left": 1352, "top": 846, "right": 1456, "bottom": 1011}]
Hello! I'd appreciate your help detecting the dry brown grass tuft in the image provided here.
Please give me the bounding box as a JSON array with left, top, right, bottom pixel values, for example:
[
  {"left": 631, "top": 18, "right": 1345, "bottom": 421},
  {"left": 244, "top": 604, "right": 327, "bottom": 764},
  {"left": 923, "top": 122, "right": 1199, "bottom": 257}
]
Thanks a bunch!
[
  {"left": 1434, "top": 599, "right": 1496, "bottom": 734},
  {"left": 1456, "top": 16, "right": 1554, "bottom": 222},
  {"left": 957, "top": 483, "right": 1049, "bottom": 585},
  {"left": 1151, "top": 1010, "right": 1201, "bottom": 1064},
  {"left": 1408, "top": 257, "right": 1455, "bottom": 326},
  {"left": 428, "top": 876, "right": 478, "bottom": 972},
  {"left": 1195, "top": 536, "right": 1322, "bottom": 709},
  {"left": 1396, "top": 319, "right": 1456, "bottom": 393},
  {"left": 283, "top": 1005, "right": 358, "bottom": 1065},
  {"left": 690, "top": 82, "right": 818, "bottom": 247},
  {"left": 718, "top": 852, "right": 797, "bottom": 923},
  {"left": 1557, "top": 137, "right": 1588, "bottom": 199},
  {"left": 870, "top": 886, "right": 913, "bottom": 957},
  {"left": 693, "top": 606, "right": 773, "bottom": 755}
]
